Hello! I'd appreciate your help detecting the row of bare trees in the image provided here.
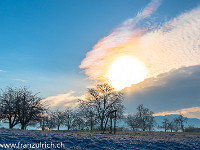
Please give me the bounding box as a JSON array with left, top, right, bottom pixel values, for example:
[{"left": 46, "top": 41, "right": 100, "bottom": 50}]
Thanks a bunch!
[
  {"left": 0, "top": 84, "right": 188, "bottom": 132},
  {"left": 125, "top": 104, "right": 155, "bottom": 131},
  {"left": 39, "top": 83, "right": 125, "bottom": 131},
  {"left": 159, "top": 115, "right": 187, "bottom": 132},
  {"left": 0, "top": 83, "right": 125, "bottom": 131},
  {"left": 39, "top": 108, "right": 78, "bottom": 131},
  {"left": 125, "top": 104, "right": 188, "bottom": 132}
]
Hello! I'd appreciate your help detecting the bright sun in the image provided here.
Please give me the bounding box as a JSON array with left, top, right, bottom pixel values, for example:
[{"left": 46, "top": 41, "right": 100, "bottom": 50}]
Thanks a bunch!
[{"left": 106, "top": 56, "right": 147, "bottom": 90}]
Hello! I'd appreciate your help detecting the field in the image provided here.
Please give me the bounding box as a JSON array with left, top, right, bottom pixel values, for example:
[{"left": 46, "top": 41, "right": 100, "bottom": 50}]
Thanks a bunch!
[{"left": 0, "top": 129, "right": 200, "bottom": 149}]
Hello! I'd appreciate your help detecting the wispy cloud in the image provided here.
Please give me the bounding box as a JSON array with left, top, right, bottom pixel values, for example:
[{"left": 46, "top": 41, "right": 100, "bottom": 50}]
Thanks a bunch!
[
  {"left": 12, "top": 79, "right": 27, "bottom": 83},
  {"left": 0, "top": 70, "right": 6, "bottom": 72},
  {"left": 136, "top": 0, "right": 162, "bottom": 20},
  {"left": 42, "top": 91, "right": 84, "bottom": 110},
  {"left": 154, "top": 107, "right": 200, "bottom": 119}
]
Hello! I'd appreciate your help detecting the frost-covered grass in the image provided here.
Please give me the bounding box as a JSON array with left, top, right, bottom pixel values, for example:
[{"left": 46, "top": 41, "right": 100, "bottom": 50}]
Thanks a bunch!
[{"left": 0, "top": 129, "right": 200, "bottom": 149}]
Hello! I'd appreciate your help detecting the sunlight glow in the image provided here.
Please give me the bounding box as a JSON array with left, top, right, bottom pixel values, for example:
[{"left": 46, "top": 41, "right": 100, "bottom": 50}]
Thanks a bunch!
[{"left": 106, "top": 56, "right": 147, "bottom": 90}]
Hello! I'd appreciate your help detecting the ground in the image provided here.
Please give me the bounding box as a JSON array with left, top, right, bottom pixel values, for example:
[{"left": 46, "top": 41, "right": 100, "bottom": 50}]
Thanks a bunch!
[{"left": 0, "top": 129, "right": 200, "bottom": 149}]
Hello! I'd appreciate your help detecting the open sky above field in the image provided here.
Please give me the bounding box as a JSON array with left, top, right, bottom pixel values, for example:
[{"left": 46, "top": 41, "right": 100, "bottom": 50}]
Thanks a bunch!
[{"left": 1, "top": 0, "right": 200, "bottom": 118}]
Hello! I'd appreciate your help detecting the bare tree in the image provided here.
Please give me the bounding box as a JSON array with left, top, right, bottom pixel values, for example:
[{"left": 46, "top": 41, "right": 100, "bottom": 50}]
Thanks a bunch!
[
  {"left": 73, "top": 111, "right": 85, "bottom": 130},
  {"left": 173, "top": 118, "right": 180, "bottom": 132},
  {"left": 39, "top": 113, "right": 56, "bottom": 130},
  {"left": 136, "top": 104, "right": 155, "bottom": 131},
  {"left": 174, "top": 114, "right": 187, "bottom": 132},
  {"left": 17, "top": 87, "right": 45, "bottom": 130},
  {"left": 168, "top": 121, "right": 176, "bottom": 132},
  {"left": 52, "top": 110, "right": 65, "bottom": 130},
  {"left": 63, "top": 107, "right": 75, "bottom": 130},
  {"left": 39, "top": 115, "right": 49, "bottom": 131},
  {"left": 46, "top": 115, "right": 57, "bottom": 130},
  {"left": 185, "top": 125, "right": 196, "bottom": 132},
  {"left": 79, "top": 83, "right": 124, "bottom": 131},
  {"left": 125, "top": 114, "right": 139, "bottom": 131},
  {"left": 146, "top": 115, "right": 155, "bottom": 131},
  {"left": 78, "top": 99, "right": 97, "bottom": 130},
  {"left": 0, "top": 87, "right": 20, "bottom": 129},
  {"left": 0, "top": 87, "right": 45, "bottom": 129},
  {"left": 160, "top": 118, "right": 169, "bottom": 132}
]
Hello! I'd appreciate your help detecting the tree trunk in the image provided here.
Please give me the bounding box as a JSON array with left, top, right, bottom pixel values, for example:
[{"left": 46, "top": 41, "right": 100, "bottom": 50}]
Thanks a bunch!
[
  {"left": 101, "top": 119, "right": 104, "bottom": 131},
  {"left": 110, "top": 117, "right": 112, "bottom": 133},
  {"left": 9, "top": 123, "right": 14, "bottom": 129},
  {"left": 114, "top": 111, "right": 116, "bottom": 134},
  {"left": 90, "top": 119, "right": 93, "bottom": 131},
  {"left": 9, "top": 121, "right": 14, "bottom": 129},
  {"left": 57, "top": 125, "right": 60, "bottom": 130},
  {"left": 9, "top": 118, "right": 14, "bottom": 129},
  {"left": 181, "top": 124, "right": 184, "bottom": 132},
  {"left": 21, "top": 124, "right": 26, "bottom": 130}
]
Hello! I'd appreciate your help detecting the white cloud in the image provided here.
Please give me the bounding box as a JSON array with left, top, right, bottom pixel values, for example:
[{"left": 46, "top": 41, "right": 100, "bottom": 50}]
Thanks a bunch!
[
  {"left": 42, "top": 91, "right": 84, "bottom": 110},
  {"left": 0, "top": 70, "right": 6, "bottom": 72},
  {"left": 13, "top": 79, "right": 27, "bottom": 83},
  {"left": 154, "top": 107, "right": 200, "bottom": 119}
]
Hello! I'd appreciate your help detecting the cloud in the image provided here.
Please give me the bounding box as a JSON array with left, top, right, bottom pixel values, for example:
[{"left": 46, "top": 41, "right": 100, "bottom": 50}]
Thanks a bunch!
[
  {"left": 0, "top": 70, "right": 6, "bottom": 72},
  {"left": 136, "top": 0, "right": 162, "bottom": 20},
  {"left": 12, "top": 79, "right": 27, "bottom": 83},
  {"left": 80, "top": 0, "right": 162, "bottom": 81},
  {"left": 154, "top": 107, "right": 200, "bottom": 119},
  {"left": 124, "top": 65, "right": 200, "bottom": 114},
  {"left": 42, "top": 91, "right": 83, "bottom": 110},
  {"left": 80, "top": 1, "right": 200, "bottom": 89}
]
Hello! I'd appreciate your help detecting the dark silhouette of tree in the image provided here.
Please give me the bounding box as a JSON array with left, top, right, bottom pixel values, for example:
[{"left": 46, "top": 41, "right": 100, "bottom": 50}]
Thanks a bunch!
[
  {"left": 78, "top": 99, "right": 97, "bottom": 130},
  {"left": 136, "top": 104, "right": 155, "bottom": 131},
  {"left": 52, "top": 110, "right": 65, "bottom": 130},
  {"left": 40, "top": 115, "right": 49, "bottom": 131},
  {"left": 0, "top": 87, "right": 45, "bottom": 129},
  {"left": 46, "top": 115, "right": 57, "bottom": 130},
  {"left": 125, "top": 114, "right": 140, "bottom": 131},
  {"left": 160, "top": 118, "right": 169, "bottom": 132},
  {"left": 63, "top": 107, "right": 75, "bottom": 130},
  {"left": 0, "top": 87, "right": 20, "bottom": 128},
  {"left": 185, "top": 125, "right": 196, "bottom": 132},
  {"left": 168, "top": 121, "right": 176, "bottom": 132},
  {"left": 17, "top": 88, "right": 45, "bottom": 130},
  {"left": 73, "top": 111, "right": 85, "bottom": 130},
  {"left": 174, "top": 114, "right": 187, "bottom": 132},
  {"left": 39, "top": 113, "right": 56, "bottom": 130},
  {"left": 79, "top": 83, "right": 124, "bottom": 131}
]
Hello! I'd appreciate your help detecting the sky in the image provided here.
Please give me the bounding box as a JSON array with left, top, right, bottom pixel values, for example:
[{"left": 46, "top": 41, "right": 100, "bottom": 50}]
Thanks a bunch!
[{"left": 1, "top": 0, "right": 200, "bottom": 118}]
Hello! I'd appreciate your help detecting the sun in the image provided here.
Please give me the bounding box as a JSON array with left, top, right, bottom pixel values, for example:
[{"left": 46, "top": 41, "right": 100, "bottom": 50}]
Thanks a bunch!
[{"left": 106, "top": 56, "right": 147, "bottom": 90}]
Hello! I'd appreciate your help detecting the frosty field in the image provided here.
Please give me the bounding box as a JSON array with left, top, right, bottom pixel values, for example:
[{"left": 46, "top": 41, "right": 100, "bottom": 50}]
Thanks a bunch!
[{"left": 0, "top": 129, "right": 200, "bottom": 149}]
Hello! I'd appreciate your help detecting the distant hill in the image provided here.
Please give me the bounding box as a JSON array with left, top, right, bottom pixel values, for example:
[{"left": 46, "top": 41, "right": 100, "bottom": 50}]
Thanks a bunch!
[{"left": 155, "top": 114, "right": 200, "bottom": 128}]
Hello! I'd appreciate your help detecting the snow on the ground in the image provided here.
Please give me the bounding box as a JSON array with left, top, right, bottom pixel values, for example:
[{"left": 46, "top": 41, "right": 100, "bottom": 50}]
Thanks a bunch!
[{"left": 0, "top": 129, "right": 200, "bottom": 149}]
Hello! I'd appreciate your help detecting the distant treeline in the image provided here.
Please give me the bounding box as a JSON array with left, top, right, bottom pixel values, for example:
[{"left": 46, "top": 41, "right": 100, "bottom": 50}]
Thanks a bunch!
[{"left": 0, "top": 84, "right": 189, "bottom": 132}]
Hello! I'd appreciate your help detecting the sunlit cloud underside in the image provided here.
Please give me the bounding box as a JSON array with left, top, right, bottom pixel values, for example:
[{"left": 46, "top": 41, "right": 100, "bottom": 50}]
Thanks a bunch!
[{"left": 154, "top": 107, "right": 200, "bottom": 119}]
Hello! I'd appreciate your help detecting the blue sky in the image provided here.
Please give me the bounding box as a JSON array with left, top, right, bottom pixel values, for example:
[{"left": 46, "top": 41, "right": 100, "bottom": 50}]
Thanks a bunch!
[{"left": 1, "top": 0, "right": 200, "bottom": 116}]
